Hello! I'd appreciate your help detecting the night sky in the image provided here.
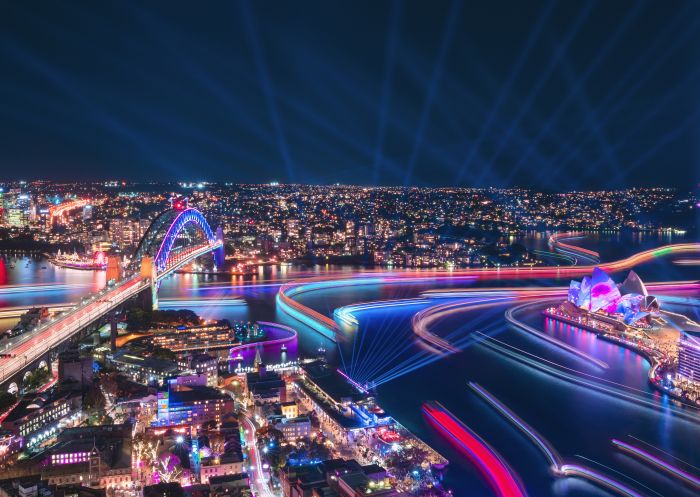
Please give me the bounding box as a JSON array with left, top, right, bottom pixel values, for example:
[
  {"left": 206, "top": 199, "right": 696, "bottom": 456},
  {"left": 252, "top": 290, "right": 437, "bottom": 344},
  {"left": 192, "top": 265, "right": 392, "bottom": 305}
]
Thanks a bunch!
[{"left": 1, "top": 1, "right": 699, "bottom": 189}]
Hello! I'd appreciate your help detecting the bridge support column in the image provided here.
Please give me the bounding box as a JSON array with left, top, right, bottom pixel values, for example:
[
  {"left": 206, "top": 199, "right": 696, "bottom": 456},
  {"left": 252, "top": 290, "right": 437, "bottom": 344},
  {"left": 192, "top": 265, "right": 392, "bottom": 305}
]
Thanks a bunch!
[
  {"left": 140, "top": 255, "right": 159, "bottom": 310},
  {"left": 151, "top": 279, "right": 159, "bottom": 310},
  {"left": 110, "top": 311, "right": 118, "bottom": 352},
  {"left": 214, "top": 226, "right": 225, "bottom": 270}
]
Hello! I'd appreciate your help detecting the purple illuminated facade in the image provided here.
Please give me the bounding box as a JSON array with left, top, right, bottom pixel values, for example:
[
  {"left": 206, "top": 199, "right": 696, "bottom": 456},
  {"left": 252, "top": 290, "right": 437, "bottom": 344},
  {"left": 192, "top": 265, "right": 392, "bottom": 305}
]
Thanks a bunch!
[{"left": 567, "top": 268, "right": 659, "bottom": 326}]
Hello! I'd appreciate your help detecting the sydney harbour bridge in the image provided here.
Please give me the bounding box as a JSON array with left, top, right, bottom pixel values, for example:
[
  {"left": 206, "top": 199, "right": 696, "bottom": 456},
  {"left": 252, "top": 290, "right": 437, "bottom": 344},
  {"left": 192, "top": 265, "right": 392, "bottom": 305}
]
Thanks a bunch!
[{"left": 0, "top": 205, "right": 224, "bottom": 393}]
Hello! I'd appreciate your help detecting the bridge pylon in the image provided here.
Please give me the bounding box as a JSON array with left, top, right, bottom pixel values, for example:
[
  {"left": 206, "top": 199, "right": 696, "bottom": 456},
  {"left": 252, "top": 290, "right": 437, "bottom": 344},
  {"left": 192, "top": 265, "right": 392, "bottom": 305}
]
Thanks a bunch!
[
  {"left": 214, "top": 226, "right": 225, "bottom": 270},
  {"left": 140, "top": 256, "right": 159, "bottom": 310}
]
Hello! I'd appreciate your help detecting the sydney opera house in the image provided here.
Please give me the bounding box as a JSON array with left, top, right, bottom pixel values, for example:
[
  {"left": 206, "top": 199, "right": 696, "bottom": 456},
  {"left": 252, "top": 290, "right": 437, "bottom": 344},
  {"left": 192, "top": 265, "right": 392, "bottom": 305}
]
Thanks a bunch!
[{"left": 562, "top": 268, "right": 660, "bottom": 329}]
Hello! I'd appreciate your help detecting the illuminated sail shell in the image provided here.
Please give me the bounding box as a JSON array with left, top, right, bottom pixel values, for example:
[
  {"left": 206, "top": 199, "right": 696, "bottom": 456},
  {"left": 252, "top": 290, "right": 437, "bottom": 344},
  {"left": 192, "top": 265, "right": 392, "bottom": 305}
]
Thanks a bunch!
[
  {"left": 618, "top": 270, "right": 648, "bottom": 297},
  {"left": 568, "top": 280, "right": 581, "bottom": 304},
  {"left": 589, "top": 267, "right": 621, "bottom": 312},
  {"left": 577, "top": 276, "right": 592, "bottom": 309}
]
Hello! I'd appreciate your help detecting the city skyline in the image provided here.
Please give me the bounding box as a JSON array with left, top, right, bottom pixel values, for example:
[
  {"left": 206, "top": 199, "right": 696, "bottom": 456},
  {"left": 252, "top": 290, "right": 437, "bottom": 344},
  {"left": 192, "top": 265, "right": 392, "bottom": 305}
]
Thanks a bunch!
[{"left": 3, "top": 2, "right": 700, "bottom": 496}]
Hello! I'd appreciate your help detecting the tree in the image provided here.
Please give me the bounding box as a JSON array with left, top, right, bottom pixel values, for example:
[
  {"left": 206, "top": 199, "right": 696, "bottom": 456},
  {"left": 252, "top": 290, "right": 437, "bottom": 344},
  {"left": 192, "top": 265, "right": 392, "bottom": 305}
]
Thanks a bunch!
[
  {"left": 151, "top": 347, "right": 176, "bottom": 361},
  {"left": 0, "top": 392, "right": 16, "bottom": 413},
  {"left": 83, "top": 384, "right": 106, "bottom": 411},
  {"left": 125, "top": 308, "right": 153, "bottom": 331},
  {"left": 101, "top": 371, "right": 119, "bottom": 398},
  {"left": 157, "top": 453, "right": 183, "bottom": 484},
  {"left": 83, "top": 384, "right": 110, "bottom": 425},
  {"left": 207, "top": 432, "right": 226, "bottom": 458},
  {"left": 23, "top": 367, "right": 50, "bottom": 390}
]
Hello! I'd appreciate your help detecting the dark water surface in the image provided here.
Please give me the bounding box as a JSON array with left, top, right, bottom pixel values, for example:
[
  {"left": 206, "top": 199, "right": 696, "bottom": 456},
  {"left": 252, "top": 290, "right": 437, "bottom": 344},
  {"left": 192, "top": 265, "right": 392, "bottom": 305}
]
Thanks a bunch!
[{"left": 1, "top": 232, "right": 700, "bottom": 496}]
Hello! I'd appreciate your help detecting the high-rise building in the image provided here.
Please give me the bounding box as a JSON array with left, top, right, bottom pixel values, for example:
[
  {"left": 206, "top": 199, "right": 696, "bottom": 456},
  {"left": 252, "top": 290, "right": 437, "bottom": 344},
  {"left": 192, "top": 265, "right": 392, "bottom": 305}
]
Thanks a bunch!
[
  {"left": 109, "top": 218, "right": 138, "bottom": 249},
  {"left": 82, "top": 204, "right": 93, "bottom": 220},
  {"left": 6, "top": 207, "right": 28, "bottom": 227},
  {"left": 109, "top": 218, "right": 151, "bottom": 249},
  {"left": 678, "top": 333, "right": 700, "bottom": 383},
  {"left": 156, "top": 383, "right": 233, "bottom": 426}
]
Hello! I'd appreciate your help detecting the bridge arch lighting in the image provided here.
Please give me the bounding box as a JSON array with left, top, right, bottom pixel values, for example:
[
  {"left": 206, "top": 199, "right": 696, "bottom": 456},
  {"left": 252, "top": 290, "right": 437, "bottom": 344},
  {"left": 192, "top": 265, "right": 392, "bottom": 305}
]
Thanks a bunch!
[{"left": 131, "top": 208, "right": 223, "bottom": 273}]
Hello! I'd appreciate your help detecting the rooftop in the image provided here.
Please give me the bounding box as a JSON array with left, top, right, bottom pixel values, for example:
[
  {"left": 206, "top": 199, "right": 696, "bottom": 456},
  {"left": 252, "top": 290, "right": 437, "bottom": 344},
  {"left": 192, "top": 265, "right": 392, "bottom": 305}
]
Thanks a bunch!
[{"left": 302, "top": 361, "right": 366, "bottom": 404}]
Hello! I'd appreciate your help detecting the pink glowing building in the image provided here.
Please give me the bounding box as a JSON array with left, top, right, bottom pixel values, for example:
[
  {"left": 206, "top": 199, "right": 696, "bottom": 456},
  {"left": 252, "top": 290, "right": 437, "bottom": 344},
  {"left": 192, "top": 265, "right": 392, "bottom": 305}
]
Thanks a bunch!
[{"left": 567, "top": 268, "right": 659, "bottom": 326}]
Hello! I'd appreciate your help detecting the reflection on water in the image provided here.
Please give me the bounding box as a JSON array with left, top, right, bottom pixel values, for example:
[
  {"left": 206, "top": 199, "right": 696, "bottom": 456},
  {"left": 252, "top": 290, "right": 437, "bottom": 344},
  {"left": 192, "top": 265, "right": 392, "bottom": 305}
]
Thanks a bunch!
[{"left": 1, "top": 232, "right": 699, "bottom": 496}]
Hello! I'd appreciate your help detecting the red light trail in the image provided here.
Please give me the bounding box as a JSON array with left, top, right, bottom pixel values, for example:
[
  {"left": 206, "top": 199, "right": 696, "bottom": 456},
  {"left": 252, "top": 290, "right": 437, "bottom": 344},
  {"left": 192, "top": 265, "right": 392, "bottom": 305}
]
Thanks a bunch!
[
  {"left": 49, "top": 199, "right": 91, "bottom": 224},
  {"left": 423, "top": 401, "right": 527, "bottom": 497}
]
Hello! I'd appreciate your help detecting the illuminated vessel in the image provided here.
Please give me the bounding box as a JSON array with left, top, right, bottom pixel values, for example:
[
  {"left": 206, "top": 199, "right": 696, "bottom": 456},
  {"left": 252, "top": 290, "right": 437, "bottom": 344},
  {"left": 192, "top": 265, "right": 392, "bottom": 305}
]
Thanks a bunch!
[{"left": 50, "top": 250, "right": 108, "bottom": 270}]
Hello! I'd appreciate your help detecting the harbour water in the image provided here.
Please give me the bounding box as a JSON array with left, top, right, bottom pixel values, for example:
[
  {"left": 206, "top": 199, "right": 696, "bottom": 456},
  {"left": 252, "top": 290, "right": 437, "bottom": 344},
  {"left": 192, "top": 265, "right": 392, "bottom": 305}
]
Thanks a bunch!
[{"left": 1, "top": 232, "right": 700, "bottom": 496}]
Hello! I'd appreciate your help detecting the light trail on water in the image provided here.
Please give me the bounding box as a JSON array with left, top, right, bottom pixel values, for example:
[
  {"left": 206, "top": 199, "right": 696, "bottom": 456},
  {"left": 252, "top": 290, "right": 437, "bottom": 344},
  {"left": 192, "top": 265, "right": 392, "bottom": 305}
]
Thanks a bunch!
[
  {"left": 277, "top": 243, "right": 700, "bottom": 341},
  {"left": 469, "top": 382, "right": 561, "bottom": 468},
  {"left": 612, "top": 438, "right": 700, "bottom": 489},
  {"left": 469, "top": 383, "right": 653, "bottom": 497},
  {"left": 423, "top": 401, "right": 528, "bottom": 497},
  {"left": 475, "top": 332, "right": 700, "bottom": 423}
]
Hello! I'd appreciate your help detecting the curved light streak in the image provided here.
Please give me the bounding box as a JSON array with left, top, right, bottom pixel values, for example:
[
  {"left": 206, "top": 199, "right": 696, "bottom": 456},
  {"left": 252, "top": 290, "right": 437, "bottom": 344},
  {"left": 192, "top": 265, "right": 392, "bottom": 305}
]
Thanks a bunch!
[
  {"left": 612, "top": 439, "right": 700, "bottom": 489},
  {"left": 158, "top": 297, "right": 246, "bottom": 307},
  {"left": 672, "top": 258, "right": 700, "bottom": 266},
  {"left": 469, "top": 382, "right": 561, "bottom": 468},
  {"left": 505, "top": 301, "right": 609, "bottom": 368},
  {"left": 475, "top": 332, "right": 700, "bottom": 423},
  {"left": 411, "top": 298, "right": 512, "bottom": 354},
  {"left": 228, "top": 321, "right": 296, "bottom": 358},
  {"left": 407, "top": 292, "right": 607, "bottom": 368},
  {"left": 333, "top": 298, "right": 433, "bottom": 327},
  {"left": 558, "top": 465, "right": 644, "bottom": 497},
  {"left": 468, "top": 383, "right": 650, "bottom": 497},
  {"left": 531, "top": 248, "right": 577, "bottom": 265},
  {"left": 423, "top": 401, "right": 527, "bottom": 497},
  {"left": 422, "top": 281, "right": 700, "bottom": 300},
  {"left": 549, "top": 232, "right": 601, "bottom": 264},
  {"left": 276, "top": 243, "right": 700, "bottom": 340},
  {"left": 0, "top": 283, "right": 93, "bottom": 295}
]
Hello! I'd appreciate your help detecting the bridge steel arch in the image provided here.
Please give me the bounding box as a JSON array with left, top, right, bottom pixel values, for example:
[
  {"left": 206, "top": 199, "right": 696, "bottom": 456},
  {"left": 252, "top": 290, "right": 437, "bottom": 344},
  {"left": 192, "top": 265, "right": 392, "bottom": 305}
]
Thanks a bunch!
[{"left": 131, "top": 208, "right": 224, "bottom": 273}]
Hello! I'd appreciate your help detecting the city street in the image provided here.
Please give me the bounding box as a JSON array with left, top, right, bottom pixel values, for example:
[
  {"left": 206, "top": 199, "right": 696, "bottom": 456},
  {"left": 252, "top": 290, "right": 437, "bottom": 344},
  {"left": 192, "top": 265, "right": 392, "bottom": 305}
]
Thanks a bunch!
[{"left": 242, "top": 413, "right": 278, "bottom": 497}]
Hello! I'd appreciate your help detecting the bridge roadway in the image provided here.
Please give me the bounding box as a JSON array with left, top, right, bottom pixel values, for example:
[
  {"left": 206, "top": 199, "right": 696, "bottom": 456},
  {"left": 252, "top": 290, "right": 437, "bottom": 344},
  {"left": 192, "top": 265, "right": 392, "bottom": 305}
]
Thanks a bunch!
[{"left": 0, "top": 241, "right": 221, "bottom": 385}]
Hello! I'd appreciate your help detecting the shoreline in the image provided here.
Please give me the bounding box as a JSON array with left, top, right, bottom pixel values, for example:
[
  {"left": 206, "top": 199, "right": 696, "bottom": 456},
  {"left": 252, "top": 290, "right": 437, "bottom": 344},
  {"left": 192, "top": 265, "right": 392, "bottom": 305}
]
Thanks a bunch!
[{"left": 542, "top": 309, "right": 698, "bottom": 408}]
